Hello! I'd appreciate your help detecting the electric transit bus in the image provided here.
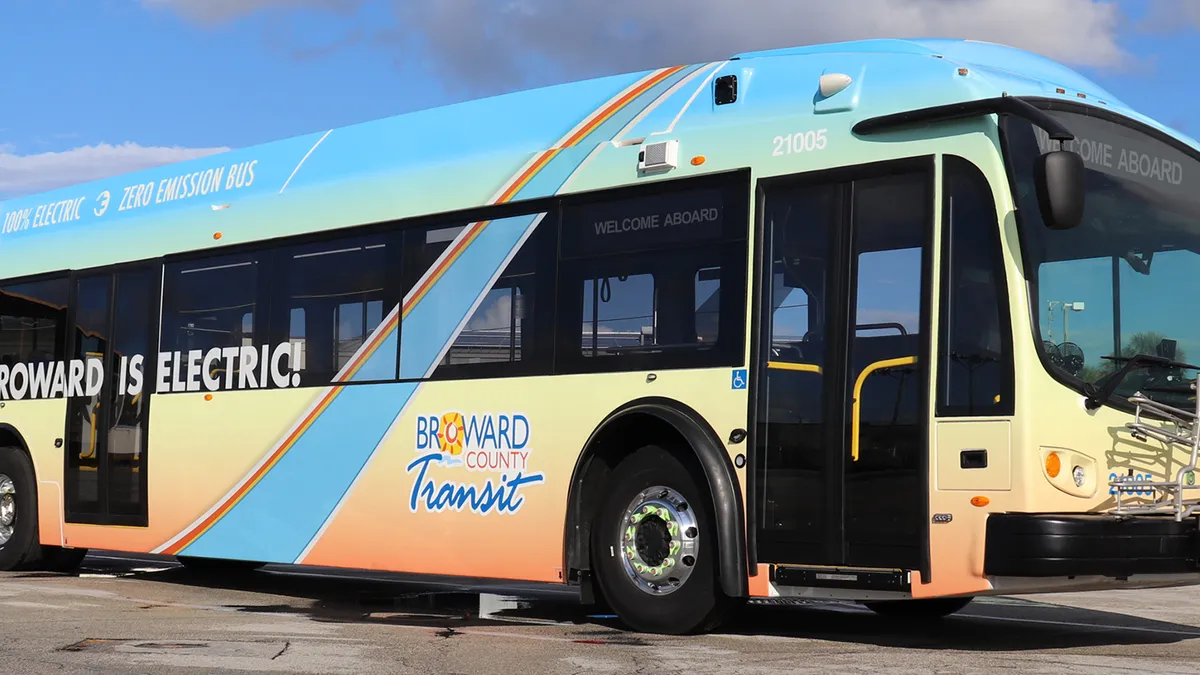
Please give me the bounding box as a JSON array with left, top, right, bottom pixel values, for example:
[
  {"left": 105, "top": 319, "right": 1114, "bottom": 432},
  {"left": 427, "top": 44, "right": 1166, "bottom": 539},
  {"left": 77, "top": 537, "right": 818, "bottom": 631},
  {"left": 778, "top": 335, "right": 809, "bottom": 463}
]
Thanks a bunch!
[{"left": 1, "top": 38, "right": 1199, "bottom": 635}]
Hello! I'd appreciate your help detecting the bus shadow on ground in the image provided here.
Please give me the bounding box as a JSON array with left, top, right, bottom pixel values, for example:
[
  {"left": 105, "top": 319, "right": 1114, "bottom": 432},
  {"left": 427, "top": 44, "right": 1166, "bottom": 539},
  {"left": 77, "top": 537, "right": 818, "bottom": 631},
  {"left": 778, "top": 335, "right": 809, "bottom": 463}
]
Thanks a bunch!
[
  {"left": 721, "top": 599, "right": 1200, "bottom": 651},
  {"left": 82, "top": 557, "right": 1200, "bottom": 651}
]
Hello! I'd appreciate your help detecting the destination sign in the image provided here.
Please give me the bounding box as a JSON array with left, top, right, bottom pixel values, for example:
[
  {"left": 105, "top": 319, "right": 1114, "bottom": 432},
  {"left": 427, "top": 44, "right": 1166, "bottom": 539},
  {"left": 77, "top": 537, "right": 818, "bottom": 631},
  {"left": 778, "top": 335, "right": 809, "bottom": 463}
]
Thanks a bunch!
[
  {"left": 564, "top": 187, "right": 726, "bottom": 256},
  {"left": 1034, "top": 110, "right": 1195, "bottom": 202}
]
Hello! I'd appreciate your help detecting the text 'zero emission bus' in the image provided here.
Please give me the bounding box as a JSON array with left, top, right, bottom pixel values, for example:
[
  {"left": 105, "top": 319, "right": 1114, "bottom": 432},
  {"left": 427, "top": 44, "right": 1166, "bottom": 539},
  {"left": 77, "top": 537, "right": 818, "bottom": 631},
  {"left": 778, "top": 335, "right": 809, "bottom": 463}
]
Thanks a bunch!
[{"left": 1, "top": 38, "right": 1199, "bottom": 634}]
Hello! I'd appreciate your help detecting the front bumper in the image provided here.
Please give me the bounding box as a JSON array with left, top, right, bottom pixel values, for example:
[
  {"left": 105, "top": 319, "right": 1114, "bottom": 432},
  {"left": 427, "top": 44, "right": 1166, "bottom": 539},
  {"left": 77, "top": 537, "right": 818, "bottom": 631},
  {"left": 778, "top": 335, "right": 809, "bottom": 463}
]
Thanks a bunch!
[{"left": 984, "top": 512, "right": 1199, "bottom": 577}]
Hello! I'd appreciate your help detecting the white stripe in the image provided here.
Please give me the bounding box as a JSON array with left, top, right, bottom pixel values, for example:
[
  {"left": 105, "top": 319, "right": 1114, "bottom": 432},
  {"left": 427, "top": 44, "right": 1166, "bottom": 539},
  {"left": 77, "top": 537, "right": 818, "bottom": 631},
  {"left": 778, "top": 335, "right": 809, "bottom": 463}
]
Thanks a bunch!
[
  {"left": 614, "top": 63, "right": 717, "bottom": 145},
  {"left": 193, "top": 69, "right": 675, "bottom": 561},
  {"left": 657, "top": 60, "right": 730, "bottom": 135},
  {"left": 292, "top": 388, "right": 415, "bottom": 563},
  {"left": 150, "top": 370, "right": 357, "bottom": 554},
  {"left": 481, "top": 67, "right": 676, "bottom": 205},
  {"left": 561, "top": 63, "right": 717, "bottom": 193},
  {"left": 279, "top": 129, "right": 332, "bottom": 194},
  {"left": 295, "top": 212, "right": 546, "bottom": 563},
  {"left": 421, "top": 213, "right": 546, "bottom": 380}
]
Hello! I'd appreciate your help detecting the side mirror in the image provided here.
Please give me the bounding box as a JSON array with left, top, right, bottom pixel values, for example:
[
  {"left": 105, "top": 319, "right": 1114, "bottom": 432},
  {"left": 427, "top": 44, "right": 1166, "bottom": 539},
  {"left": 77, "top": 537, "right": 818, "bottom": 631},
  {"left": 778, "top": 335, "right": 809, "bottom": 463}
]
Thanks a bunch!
[{"left": 1034, "top": 150, "right": 1085, "bottom": 230}]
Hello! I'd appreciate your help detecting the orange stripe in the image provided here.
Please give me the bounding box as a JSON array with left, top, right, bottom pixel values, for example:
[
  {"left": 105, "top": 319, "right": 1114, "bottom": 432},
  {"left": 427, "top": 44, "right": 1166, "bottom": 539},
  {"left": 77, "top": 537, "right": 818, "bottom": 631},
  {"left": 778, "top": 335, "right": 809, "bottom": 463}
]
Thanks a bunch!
[
  {"left": 337, "top": 310, "right": 400, "bottom": 382},
  {"left": 560, "top": 66, "right": 685, "bottom": 148},
  {"left": 162, "top": 67, "right": 678, "bottom": 555},
  {"left": 403, "top": 221, "right": 488, "bottom": 315},
  {"left": 329, "top": 66, "right": 681, "bottom": 363},
  {"left": 163, "top": 387, "right": 343, "bottom": 554}
]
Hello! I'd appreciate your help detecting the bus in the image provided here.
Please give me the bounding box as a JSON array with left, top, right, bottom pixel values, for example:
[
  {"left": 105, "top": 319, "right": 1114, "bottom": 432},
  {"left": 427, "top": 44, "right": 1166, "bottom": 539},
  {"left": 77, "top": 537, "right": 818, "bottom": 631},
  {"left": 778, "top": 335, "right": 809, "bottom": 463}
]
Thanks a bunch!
[{"left": 1, "top": 37, "right": 1198, "bottom": 635}]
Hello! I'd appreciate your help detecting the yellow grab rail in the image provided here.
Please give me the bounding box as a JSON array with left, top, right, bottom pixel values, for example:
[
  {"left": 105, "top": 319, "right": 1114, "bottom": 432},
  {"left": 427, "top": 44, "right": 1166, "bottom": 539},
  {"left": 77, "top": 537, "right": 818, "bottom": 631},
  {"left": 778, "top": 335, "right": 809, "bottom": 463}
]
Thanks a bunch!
[
  {"left": 766, "top": 361, "right": 822, "bottom": 374},
  {"left": 851, "top": 356, "right": 917, "bottom": 462}
]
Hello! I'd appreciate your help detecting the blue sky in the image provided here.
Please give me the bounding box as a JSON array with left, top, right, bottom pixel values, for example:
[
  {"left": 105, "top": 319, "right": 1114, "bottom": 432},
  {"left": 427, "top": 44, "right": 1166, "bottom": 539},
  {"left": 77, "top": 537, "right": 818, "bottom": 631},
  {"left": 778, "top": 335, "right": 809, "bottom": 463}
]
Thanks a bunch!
[{"left": 1, "top": 0, "right": 1198, "bottom": 199}]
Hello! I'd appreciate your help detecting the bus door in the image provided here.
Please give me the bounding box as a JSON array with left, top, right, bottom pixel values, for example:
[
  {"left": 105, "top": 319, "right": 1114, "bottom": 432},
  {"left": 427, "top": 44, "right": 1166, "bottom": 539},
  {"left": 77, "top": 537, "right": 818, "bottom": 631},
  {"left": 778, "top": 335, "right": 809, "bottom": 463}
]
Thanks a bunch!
[
  {"left": 753, "top": 158, "right": 932, "bottom": 576},
  {"left": 63, "top": 265, "right": 159, "bottom": 526}
]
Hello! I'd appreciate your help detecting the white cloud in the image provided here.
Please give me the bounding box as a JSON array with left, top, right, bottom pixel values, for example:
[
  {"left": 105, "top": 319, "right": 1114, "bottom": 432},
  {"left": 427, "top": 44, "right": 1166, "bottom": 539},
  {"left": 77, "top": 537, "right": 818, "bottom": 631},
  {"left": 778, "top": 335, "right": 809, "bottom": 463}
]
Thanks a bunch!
[
  {"left": 0, "top": 143, "right": 229, "bottom": 199},
  {"left": 141, "top": 0, "right": 362, "bottom": 24},
  {"left": 389, "top": 0, "right": 1129, "bottom": 91},
  {"left": 149, "top": 0, "right": 1131, "bottom": 90}
]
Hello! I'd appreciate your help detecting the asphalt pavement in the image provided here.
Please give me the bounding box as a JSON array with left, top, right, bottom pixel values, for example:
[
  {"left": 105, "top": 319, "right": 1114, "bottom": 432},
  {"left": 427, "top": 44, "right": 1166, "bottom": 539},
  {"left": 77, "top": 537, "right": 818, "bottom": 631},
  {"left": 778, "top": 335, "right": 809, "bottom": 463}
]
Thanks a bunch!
[{"left": 1, "top": 552, "right": 1199, "bottom": 673}]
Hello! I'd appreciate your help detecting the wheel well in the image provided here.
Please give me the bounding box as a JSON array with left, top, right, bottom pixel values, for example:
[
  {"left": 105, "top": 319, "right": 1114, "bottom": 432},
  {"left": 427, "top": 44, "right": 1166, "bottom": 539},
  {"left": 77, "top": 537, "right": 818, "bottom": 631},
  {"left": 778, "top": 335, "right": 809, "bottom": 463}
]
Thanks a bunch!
[
  {"left": 564, "top": 399, "right": 748, "bottom": 598},
  {"left": 0, "top": 424, "right": 34, "bottom": 472}
]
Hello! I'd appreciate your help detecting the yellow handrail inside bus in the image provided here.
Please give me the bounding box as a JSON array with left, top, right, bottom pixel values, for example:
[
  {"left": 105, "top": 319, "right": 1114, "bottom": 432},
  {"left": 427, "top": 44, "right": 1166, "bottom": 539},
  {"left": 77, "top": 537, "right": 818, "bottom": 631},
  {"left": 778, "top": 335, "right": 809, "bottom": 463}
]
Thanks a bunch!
[
  {"left": 851, "top": 356, "right": 917, "bottom": 462},
  {"left": 766, "top": 361, "right": 822, "bottom": 374}
]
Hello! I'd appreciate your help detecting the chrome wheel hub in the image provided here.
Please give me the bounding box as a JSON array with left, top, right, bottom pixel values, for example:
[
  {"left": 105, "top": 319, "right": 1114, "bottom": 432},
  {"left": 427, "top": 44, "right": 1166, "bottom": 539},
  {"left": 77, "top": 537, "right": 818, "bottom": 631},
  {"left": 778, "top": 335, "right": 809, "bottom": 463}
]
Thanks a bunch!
[
  {"left": 617, "top": 486, "right": 699, "bottom": 595},
  {"left": 0, "top": 474, "right": 15, "bottom": 546}
]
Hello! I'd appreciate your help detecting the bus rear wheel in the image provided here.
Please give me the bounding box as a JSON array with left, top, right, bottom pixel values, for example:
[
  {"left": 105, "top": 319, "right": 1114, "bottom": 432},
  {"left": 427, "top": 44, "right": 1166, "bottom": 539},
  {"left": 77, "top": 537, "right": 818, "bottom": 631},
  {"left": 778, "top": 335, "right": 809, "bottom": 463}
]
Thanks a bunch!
[
  {"left": 590, "top": 444, "right": 729, "bottom": 635},
  {"left": 0, "top": 446, "right": 40, "bottom": 572},
  {"left": 861, "top": 596, "right": 973, "bottom": 618}
]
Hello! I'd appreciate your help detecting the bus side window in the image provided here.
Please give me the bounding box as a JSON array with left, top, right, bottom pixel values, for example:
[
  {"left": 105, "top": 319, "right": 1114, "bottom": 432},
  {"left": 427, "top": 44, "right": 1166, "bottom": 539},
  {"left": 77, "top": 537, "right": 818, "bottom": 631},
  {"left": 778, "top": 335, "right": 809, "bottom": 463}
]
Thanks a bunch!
[
  {"left": 937, "top": 155, "right": 1014, "bottom": 416},
  {"left": 160, "top": 253, "right": 261, "bottom": 391},
  {"left": 555, "top": 179, "right": 748, "bottom": 374},
  {"left": 273, "top": 233, "right": 392, "bottom": 385},
  {"left": 0, "top": 278, "right": 69, "bottom": 373},
  {"left": 411, "top": 214, "right": 554, "bottom": 380}
]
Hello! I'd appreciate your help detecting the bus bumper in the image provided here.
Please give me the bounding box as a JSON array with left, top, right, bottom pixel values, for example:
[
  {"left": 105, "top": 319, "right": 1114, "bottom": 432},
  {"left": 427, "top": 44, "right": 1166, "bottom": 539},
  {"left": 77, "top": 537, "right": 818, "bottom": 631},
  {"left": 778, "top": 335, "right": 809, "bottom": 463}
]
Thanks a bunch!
[{"left": 984, "top": 512, "right": 1199, "bottom": 577}]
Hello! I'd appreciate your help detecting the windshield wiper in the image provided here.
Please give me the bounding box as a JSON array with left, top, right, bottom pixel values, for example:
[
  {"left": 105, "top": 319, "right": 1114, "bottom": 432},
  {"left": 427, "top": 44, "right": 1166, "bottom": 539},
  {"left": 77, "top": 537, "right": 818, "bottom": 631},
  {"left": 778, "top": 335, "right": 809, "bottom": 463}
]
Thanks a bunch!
[{"left": 1083, "top": 353, "right": 1200, "bottom": 410}]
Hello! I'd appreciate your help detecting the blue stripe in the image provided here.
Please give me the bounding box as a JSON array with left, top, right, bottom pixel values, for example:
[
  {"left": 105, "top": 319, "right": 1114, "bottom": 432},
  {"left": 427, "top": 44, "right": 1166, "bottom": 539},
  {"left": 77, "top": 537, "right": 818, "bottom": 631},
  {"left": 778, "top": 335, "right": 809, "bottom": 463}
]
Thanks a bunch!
[
  {"left": 399, "top": 214, "right": 540, "bottom": 379},
  {"left": 181, "top": 72, "right": 679, "bottom": 562},
  {"left": 180, "top": 382, "right": 419, "bottom": 562}
]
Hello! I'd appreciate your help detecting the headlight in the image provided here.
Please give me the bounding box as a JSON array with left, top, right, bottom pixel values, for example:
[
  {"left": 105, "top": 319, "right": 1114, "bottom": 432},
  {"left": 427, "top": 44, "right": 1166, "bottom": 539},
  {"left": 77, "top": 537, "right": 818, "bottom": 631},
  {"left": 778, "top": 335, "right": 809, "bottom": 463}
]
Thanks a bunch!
[{"left": 1073, "top": 465, "right": 1086, "bottom": 487}]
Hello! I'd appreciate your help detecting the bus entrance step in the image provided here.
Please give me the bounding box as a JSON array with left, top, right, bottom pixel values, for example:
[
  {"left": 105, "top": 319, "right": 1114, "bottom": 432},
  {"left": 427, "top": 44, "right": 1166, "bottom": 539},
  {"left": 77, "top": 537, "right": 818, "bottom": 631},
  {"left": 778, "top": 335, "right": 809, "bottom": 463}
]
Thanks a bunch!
[{"left": 770, "top": 566, "right": 909, "bottom": 592}]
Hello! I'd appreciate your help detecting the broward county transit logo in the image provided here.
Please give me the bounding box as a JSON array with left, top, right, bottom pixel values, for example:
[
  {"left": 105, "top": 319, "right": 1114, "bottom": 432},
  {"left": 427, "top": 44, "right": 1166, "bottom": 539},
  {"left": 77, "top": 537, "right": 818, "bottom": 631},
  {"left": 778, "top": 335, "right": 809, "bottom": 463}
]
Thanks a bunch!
[{"left": 407, "top": 411, "right": 544, "bottom": 515}]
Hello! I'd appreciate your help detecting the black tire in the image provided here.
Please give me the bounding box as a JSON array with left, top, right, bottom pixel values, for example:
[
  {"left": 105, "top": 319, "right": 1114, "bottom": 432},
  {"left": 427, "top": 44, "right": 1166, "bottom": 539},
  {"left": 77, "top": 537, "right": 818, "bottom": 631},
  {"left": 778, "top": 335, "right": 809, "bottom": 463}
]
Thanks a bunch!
[
  {"left": 862, "top": 596, "right": 973, "bottom": 618},
  {"left": 0, "top": 446, "right": 41, "bottom": 572},
  {"left": 590, "top": 444, "right": 730, "bottom": 635},
  {"left": 177, "top": 556, "right": 265, "bottom": 574}
]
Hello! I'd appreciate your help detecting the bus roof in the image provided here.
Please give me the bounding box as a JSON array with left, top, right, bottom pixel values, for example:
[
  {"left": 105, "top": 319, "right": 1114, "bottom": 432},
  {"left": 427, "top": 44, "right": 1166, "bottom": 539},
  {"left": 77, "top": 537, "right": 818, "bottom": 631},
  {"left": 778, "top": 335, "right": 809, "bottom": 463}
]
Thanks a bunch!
[{"left": 1, "top": 38, "right": 1194, "bottom": 278}]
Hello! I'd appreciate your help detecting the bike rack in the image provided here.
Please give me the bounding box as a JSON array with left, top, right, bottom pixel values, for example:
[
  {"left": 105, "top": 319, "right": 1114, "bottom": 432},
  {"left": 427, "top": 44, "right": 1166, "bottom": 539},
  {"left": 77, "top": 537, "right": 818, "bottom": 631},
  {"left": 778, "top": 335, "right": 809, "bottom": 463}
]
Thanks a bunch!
[{"left": 1108, "top": 375, "right": 1200, "bottom": 522}]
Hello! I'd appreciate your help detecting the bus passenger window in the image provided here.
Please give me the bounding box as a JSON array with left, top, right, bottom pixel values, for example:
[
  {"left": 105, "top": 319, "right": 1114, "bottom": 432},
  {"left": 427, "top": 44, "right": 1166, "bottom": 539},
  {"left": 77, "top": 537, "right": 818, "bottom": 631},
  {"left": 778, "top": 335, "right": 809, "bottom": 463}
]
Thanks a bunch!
[
  {"left": 161, "top": 254, "right": 259, "bottom": 391},
  {"left": 427, "top": 214, "right": 551, "bottom": 378},
  {"left": 582, "top": 274, "right": 656, "bottom": 357},
  {"left": 0, "top": 278, "right": 68, "bottom": 369},
  {"left": 276, "top": 234, "right": 391, "bottom": 385},
  {"left": 555, "top": 177, "right": 749, "bottom": 374},
  {"left": 695, "top": 267, "right": 721, "bottom": 344}
]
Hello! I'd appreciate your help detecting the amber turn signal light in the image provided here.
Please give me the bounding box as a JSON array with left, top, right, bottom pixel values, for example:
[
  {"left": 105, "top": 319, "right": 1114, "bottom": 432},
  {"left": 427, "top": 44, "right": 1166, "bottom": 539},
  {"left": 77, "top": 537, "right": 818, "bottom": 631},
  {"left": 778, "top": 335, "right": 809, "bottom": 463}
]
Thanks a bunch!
[{"left": 1046, "top": 452, "right": 1062, "bottom": 478}]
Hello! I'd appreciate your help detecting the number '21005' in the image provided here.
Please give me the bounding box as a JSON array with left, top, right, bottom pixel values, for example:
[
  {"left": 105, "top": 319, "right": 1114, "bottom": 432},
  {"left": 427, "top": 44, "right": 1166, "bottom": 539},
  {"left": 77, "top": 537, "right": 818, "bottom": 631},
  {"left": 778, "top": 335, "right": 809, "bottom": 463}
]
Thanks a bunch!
[{"left": 773, "top": 129, "right": 828, "bottom": 156}]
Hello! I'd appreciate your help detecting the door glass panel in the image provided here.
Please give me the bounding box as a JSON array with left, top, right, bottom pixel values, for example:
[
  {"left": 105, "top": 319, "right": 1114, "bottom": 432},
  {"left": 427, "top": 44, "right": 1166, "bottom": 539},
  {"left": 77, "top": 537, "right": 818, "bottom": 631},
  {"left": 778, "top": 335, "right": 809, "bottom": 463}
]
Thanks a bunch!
[
  {"left": 755, "top": 182, "right": 837, "bottom": 562},
  {"left": 66, "top": 275, "right": 112, "bottom": 516},
  {"left": 106, "top": 269, "right": 155, "bottom": 518},
  {"left": 844, "top": 172, "right": 928, "bottom": 569}
]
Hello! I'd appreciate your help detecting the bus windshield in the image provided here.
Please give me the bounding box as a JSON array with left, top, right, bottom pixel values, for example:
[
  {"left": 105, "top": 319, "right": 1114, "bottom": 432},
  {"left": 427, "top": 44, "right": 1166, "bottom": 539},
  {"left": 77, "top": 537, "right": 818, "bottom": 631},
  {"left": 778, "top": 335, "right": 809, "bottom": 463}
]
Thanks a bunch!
[{"left": 1004, "top": 106, "right": 1200, "bottom": 410}]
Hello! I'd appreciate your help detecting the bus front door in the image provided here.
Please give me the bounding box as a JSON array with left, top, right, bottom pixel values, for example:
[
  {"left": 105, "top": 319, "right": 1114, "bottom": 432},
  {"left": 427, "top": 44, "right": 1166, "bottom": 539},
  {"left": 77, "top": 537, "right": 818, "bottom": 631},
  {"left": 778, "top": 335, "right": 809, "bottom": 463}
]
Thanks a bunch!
[{"left": 753, "top": 159, "right": 932, "bottom": 578}]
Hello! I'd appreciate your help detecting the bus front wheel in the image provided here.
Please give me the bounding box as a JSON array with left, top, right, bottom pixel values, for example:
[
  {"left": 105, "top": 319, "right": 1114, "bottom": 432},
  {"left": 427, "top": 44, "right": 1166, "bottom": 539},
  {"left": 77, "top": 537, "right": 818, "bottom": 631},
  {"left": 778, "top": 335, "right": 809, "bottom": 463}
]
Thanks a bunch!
[
  {"left": 861, "top": 596, "right": 973, "bottom": 618},
  {"left": 589, "top": 443, "right": 731, "bottom": 635}
]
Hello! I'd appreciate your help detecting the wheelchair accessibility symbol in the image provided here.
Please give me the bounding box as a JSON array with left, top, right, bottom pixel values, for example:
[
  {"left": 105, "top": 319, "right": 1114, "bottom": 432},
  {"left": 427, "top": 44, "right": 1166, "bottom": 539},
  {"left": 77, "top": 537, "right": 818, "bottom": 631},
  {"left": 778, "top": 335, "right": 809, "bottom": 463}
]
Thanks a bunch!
[{"left": 731, "top": 369, "right": 748, "bottom": 390}]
